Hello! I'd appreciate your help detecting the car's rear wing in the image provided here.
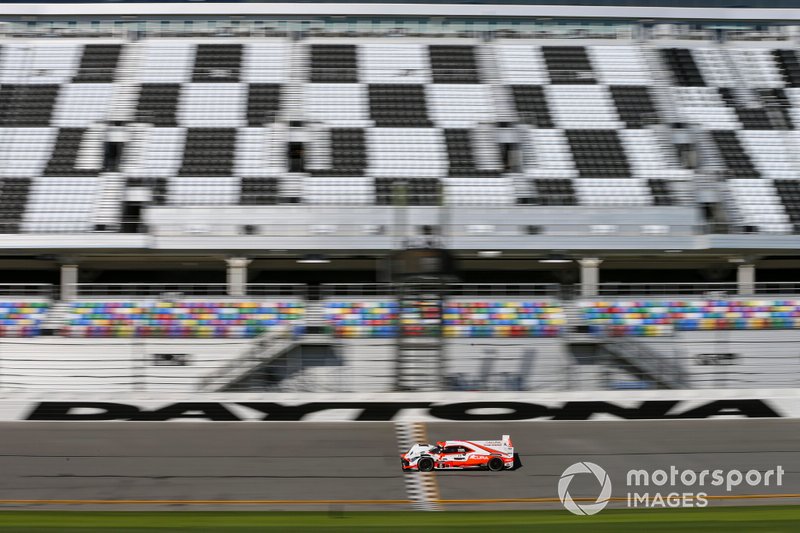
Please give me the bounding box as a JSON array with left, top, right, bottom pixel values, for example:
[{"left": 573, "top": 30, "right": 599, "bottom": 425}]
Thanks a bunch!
[{"left": 471, "top": 435, "right": 514, "bottom": 456}]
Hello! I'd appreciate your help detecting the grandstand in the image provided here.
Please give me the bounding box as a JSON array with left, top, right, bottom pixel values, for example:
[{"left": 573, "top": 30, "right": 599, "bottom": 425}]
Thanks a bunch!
[{"left": 1, "top": 2, "right": 800, "bottom": 392}]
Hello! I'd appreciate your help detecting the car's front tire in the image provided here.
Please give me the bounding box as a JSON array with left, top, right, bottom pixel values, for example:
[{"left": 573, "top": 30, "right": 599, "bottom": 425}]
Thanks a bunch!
[
  {"left": 487, "top": 457, "right": 504, "bottom": 472},
  {"left": 418, "top": 457, "right": 434, "bottom": 472}
]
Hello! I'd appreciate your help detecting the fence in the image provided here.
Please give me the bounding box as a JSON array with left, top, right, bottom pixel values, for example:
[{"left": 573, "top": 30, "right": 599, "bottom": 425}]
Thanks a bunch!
[
  {"left": 72, "top": 283, "right": 305, "bottom": 298},
  {"left": 588, "top": 282, "right": 800, "bottom": 297},
  {"left": 318, "top": 283, "right": 560, "bottom": 298},
  {"left": 0, "top": 282, "right": 799, "bottom": 301}
]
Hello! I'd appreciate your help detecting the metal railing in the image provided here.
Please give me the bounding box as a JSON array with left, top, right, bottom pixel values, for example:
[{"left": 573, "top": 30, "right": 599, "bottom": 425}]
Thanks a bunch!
[
  {"left": 144, "top": 221, "right": 703, "bottom": 238},
  {"left": 589, "top": 282, "right": 741, "bottom": 297},
  {"left": 587, "top": 282, "right": 800, "bottom": 297},
  {"left": 319, "top": 283, "right": 560, "bottom": 298},
  {"left": 72, "top": 283, "right": 305, "bottom": 298},
  {"left": 0, "top": 282, "right": 797, "bottom": 301},
  {"left": 0, "top": 284, "right": 53, "bottom": 298}
]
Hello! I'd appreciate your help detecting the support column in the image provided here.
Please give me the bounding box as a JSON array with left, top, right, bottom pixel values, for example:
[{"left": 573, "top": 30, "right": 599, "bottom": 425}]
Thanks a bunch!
[
  {"left": 737, "top": 263, "right": 755, "bottom": 296},
  {"left": 60, "top": 264, "right": 79, "bottom": 301},
  {"left": 579, "top": 258, "right": 603, "bottom": 297},
  {"left": 227, "top": 257, "right": 251, "bottom": 297}
]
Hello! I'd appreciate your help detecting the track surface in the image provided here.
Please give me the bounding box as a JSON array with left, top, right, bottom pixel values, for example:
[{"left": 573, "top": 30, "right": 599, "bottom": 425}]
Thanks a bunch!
[{"left": 0, "top": 420, "right": 798, "bottom": 510}]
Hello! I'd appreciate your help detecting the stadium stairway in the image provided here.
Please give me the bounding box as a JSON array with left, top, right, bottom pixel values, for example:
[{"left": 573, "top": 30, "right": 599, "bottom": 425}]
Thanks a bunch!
[
  {"left": 641, "top": 45, "right": 680, "bottom": 123},
  {"left": 91, "top": 171, "right": 126, "bottom": 231},
  {"left": 283, "top": 41, "right": 308, "bottom": 123},
  {"left": 562, "top": 299, "right": 687, "bottom": 388},
  {"left": 304, "top": 300, "right": 327, "bottom": 330},
  {"left": 476, "top": 42, "right": 517, "bottom": 124},
  {"left": 562, "top": 300, "right": 594, "bottom": 342},
  {"left": 74, "top": 123, "right": 105, "bottom": 173},
  {"left": 41, "top": 301, "right": 70, "bottom": 334},
  {"left": 200, "top": 326, "right": 334, "bottom": 391},
  {"left": 600, "top": 338, "right": 687, "bottom": 389},
  {"left": 107, "top": 40, "right": 145, "bottom": 124},
  {"left": 471, "top": 124, "right": 503, "bottom": 172}
]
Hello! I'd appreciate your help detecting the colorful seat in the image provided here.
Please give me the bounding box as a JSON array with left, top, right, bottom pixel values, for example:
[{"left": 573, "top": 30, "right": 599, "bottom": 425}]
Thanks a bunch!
[
  {"left": 581, "top": 298, "right": 800, "bottom": 336},
  {"left": 325, "top": 300, "right": 565, "bottom": 338},
  {"left": 63, "top": 301, "right": 304, "bottom": 338},
  {"left": 0, "top": 301, "right": 49, "bottom": 337}
]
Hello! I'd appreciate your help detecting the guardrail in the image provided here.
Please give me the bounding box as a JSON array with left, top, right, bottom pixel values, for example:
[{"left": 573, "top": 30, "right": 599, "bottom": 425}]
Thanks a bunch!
[
  {"left": 590, "top": 283, "right": 741, "bottom": 297},
  {"left": 145, "top": 222, "right": 702, "bottom": 238},
  {"left": 0, "top": 282, "right": 799, "bottom": 300},
  {"left": 0, "top": 284, "right": 53, "bottom": 298},
  {"left": 587, "top": 282, "right": 800, "bottom": 297},
  {"left": 319, "top": 283, "right": 560, "bottom": 298},
  {"left": 0, "top": 282, "right": 792, "bottom": 300},
  {"left": 72, "top": 283, "right": 305, "bottom": 298}
]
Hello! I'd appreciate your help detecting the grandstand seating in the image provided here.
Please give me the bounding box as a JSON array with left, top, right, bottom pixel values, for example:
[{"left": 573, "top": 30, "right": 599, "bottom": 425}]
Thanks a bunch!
[
  {"left": 0, "top": 38, "right": 703, "bottom": 222},
  {"left": 3, "top": 37, "right": 800, "bottom": 232},
  {"left": 0, "top": 294, "right": 795, "bottom": 340},
  {"left": 62, "top": 300, "right": 304, "bottom": 338},
  {"left": 581, "top": 298, "right": 800, "bottom": 336},
  {"left": 0, "top": 301, "right": 49, "bottom": 337},
  {"left": 324, "top": 300, "right": 565, "bottom": 338}
]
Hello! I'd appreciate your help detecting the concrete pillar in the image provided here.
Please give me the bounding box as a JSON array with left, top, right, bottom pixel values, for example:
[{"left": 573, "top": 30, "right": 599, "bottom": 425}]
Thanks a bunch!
[
  {"left": 60, "top": 264, "right": 79, "bottom": 301},
  {"left": 737, "top": 263, "right": 755, "bottom": 295},
  {"left": 227, "top": 257, "right": 251, "bottom": 297},
  {"left": 579, "top": 258, "right": 603, "bottom": 297}
]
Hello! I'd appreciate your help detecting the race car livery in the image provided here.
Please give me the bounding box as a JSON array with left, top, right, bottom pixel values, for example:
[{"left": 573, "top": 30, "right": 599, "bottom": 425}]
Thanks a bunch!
[{"left": 401, "top": 435, "right": 514, "bottom": 471}]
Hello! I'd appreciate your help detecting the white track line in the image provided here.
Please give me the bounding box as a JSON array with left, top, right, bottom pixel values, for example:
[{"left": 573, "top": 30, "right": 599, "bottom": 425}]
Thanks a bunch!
[{"left": 395, "top": 421, "right": 440, "bottom": 511}]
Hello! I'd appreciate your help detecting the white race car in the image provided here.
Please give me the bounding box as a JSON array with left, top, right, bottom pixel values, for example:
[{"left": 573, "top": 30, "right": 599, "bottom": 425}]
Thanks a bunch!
[{"left": 401, "top": 435, "right": 514, "bottom": 472}]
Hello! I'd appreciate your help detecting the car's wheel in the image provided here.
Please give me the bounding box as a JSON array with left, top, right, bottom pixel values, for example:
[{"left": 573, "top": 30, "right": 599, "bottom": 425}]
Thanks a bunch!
[
  {"left": 418, "top": 457, "right": 435, "bottom": 472},
  {"left": 487, "top": 457, "right": 504, "bottom": 472}
]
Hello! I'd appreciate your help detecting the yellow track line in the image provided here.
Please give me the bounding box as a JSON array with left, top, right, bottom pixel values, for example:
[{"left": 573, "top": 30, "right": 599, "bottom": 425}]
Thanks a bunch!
[
  {"left": 2, "top": 494, "right": 800, "bottom": 505},
  {"left": 441, "top": 494, "right": 800, "bottom": 504},
  {"left": 0, "top": 499, "right": 411, "bottom": 505}
]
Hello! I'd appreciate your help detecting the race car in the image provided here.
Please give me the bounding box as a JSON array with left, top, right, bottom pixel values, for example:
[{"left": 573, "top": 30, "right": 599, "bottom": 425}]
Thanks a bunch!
[{"left": 401, "top": 435, "right": 514, "bottom": 472}]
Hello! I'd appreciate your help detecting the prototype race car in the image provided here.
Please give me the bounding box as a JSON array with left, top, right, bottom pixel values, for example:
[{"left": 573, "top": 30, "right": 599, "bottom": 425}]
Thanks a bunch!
[{"left": 401, "top": 435, "right": 514, "bottom": 472}]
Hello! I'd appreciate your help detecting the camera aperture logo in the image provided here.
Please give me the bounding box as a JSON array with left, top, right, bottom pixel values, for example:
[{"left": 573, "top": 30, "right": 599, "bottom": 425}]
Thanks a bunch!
[
  {"left": 558, "top": 462, "right": 612, "bottom": 516},
  {"left": 559, "top": 462, "right": 785, "bottom": 515}
]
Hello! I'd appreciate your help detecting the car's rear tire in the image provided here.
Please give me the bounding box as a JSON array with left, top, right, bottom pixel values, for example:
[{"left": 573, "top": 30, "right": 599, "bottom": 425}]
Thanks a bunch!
[
  {"left": 418, "top": 457, "right": 434, "bottom": 472},
  {"left": 487, "top": 457, "right": 504, "bottom": 472}
]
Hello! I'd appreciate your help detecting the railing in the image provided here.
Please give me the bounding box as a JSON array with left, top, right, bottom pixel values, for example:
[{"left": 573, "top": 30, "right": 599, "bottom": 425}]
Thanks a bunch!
[
  {"left": 72, "top": 283, "right": 305, "bottom": 298},
  {"left": 0, "top": 282, "right": 798, "bottom": 301},
  {"left": 199, "top": 325, "right": 296, "bottom": 392},
  {"left": 590, "top": 282, "right": 740, "bottom": 297},
  {"left": 0, "top": 284, "right": 53, "bottom": 298},
  {"left": 0, "top": 282, "right": 799, "bottom": 300},
  {"left": 602, "top": 338, "right": 687, "bottom": 389},
  {"left": 145, "top": 221, "right": 703, "bottom": 238},
  {"left": 587, "top": 282, "right": 800, "bottom": 297},
  {"left": 319, "top": 283, "right": 560, "bottom": 298}
]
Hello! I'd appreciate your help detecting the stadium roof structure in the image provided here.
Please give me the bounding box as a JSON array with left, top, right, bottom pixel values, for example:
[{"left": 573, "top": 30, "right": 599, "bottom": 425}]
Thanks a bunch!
[{"left": 7, "top": 0, "right": 800, "bottom": 7}]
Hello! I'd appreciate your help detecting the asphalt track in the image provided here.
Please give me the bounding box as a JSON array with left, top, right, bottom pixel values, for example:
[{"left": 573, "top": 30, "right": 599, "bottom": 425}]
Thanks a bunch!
[{"left": 0, "top": 420, "right": 799, "bottom": 510}]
